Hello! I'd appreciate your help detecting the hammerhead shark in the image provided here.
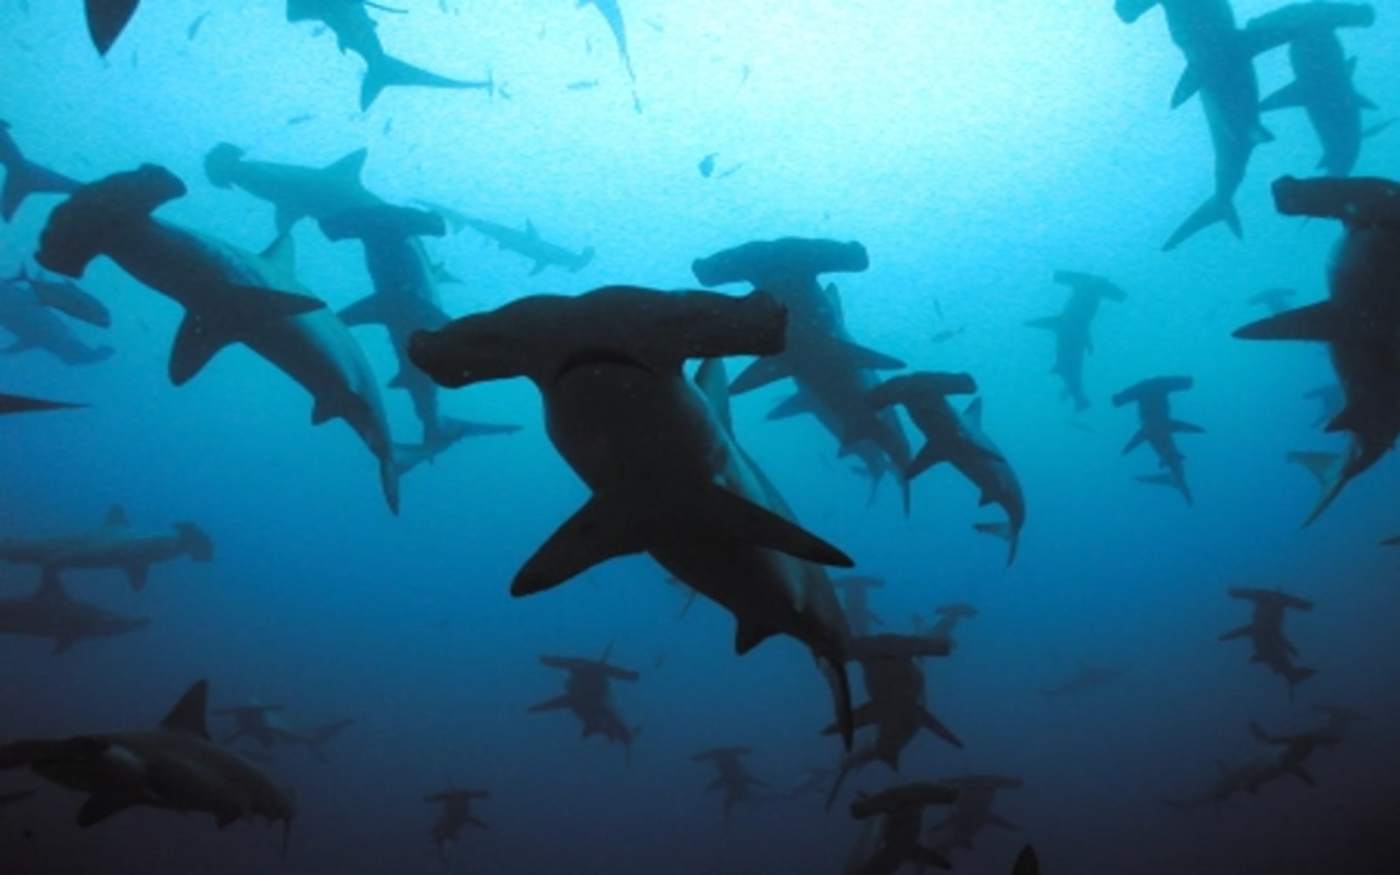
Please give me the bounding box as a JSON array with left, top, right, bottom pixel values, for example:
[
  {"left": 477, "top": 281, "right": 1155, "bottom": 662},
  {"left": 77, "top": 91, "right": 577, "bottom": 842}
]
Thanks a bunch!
[
  {"left": 0, "top": 505, "right": 212, "bottom": 591},
  {"left": 1166, "top": 721, "right": 1321, "bottom": 809},
  {"left": 9, "top": 266, "right": 110, "bottom": 328},
  {"left": 1248, "top": 3, "right": 1381, "bottom": 177},
  {"left": 447, "top": 211, "right": 595, "bottom": 275},
  {"left": 0, "top": 272, "right": 113, "bottom": 365},
  {"left": 36, "top": 165, "right": 402, "bottom": 512},
  {"left": 204, "top": 143, "right": 380, "bottom": 234},
  {"left": 1113, "top": 376, "right": 1201, "bottom": 504},
  {"left": 83, "top": 0, "right": 140, "bottom": 55},
  {"left": 1234, "top": 175, "right": 1400, "bottom": 523},
  {"left": 1115, "top": 0, "right": 1303, "bottom": 249},
  {"left": 321, "top": 203, "right": 519, "bottom": 443},
  {"left": 848, "top": 782, "right": 960, "bottom": 875},
  {"left": 215, "top": 704, "right": 311, "bottom": 751},
  {"left": 0, "top": 571, "right": 150, "bottom": 654},
  {"left": 0, "top": 393, "right": 84, "bottom": 415},
  {"left": 1026, "top": 271, "right": 1126, "bottom": 411},
  {"left": 409, "top": 286, "right": 857, "bottom": 746},
  {"left": 1249, "top": 719, "right": 1338, "bottom": 787},
  {"left": 693, "top": 747, "right": 765, "bottom": 817},
  {"left": 0, "top": 680, "right": 296, "bottom": 851},
  {"left": 870, "top": 373, "right": 1026, "bottom": 564},
  {"left": 1220, "top": 587, "right": 1316, "bottom": 694},
  {"left": 917, "top": 604, "right": 978, "bottom": 646},
  {"left": 833, "top": 576, "right": 885, "bottom": 637},
  {"left": 0, "top": 120, "right": 81, "bottom": 222},
  {"left": 692, "top": 238, "right": 912, "bottom": 509},
  {"left": 1041, "top": 662, "right": 1122, "bottom": 698},
  {"left": 825, "top": 634, "right": 960, "bottom": 811},
  {"left": 925, "top": 774, "right": 1024, "bottom": 857},
  {"left": 285, "top": 0, "right": 494, "bottom": 109},
  {"left": 425, "top": 787, "right": 489, "bottom": 863},
  {"left": 528, "top": 647, "right": 641, "bottom": 762}
]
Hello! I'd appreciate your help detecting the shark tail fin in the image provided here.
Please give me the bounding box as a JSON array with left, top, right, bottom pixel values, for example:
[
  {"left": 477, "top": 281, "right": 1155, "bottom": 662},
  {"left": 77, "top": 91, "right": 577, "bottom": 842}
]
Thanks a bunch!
[
  {"left": 379, "top": 454, "right": 401, "bottom": 516},
  {"left": 37, "top": 165, "right": 186, "bottom": 277},
  {"left": 85, "top": 0, "right": 140, "bottom": 55},
  {"left": 1163, "top": 197, "right": 1241, "bottom": 251},
  {"left": 360, "top": 52, "right": 491, "bottom": 111},
  {"left": 973, "top": 521, "right": 1018, "bottom": 565}
]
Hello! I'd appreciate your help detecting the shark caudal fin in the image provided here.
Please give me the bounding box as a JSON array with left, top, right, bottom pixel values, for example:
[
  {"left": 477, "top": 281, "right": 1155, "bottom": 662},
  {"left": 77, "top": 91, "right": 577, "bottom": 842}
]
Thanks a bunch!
[
  {"left": 1164, "top": 196, "right": 1243, "bottom": 251},
  {"left": 85, "top": 0, "right": 140, "bottom": 55},
  {"left": 973, "top": 521, "right": 1018, "bottom": 566},
  {"left": 1, "top": 121, "right": 82, "bottom": 222},
  {"left": 36, "top": 165, "right": 185, "bottom": 277},
  {"left": 360, "top": 52, "right": 493, "bottom": 110}
]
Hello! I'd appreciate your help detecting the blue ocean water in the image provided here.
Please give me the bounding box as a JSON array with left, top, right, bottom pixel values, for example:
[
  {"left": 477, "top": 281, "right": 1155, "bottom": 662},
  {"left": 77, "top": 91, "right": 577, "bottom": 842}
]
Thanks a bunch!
[{"left": 1, "top": 1, "right": 1398, "bottom": 873}]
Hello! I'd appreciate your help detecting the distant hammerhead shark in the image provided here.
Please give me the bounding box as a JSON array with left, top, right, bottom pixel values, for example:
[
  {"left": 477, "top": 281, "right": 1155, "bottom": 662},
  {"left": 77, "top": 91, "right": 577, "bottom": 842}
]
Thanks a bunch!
[
  {"left": 693, "top": 747, "right": 765, "bottom": 817},
  {"left": 204, "top": 143, "right": 381, "bottom": 234},
  {"left": 0, "top": 392, "right": 84, "bottom": 415},
  {"left": 0, "top": 505, "right": 212, "bottom": 591},
  {"left": 0, "top": 120, "right": 81, "bottom": 222},
  {"left": 0, "top": 680, "right": 296, "bottom": 852},
  {"left": 286, "top": 0, "right": 494, "bottom": 110},
  {"left": 825, "top": 634, "right": 960, "bottom": 811},
  {"left": 1112, "top": 376, "right": 1201, "bottom": 504},
  {"left": 1115, "top": 0, "right": 1305, "bottom": 249},
  {"left": 528, "top": 646, "right": 642, "bottom": 762},
  {"left": 926, "top": 774, "right": 1024, "bottom": 856},
  {"left": 409, "top": 286, "right": 857, "bottom": 746},
  {"left": 9, "top": 266, "right": 110, "bottom": 328},
  {"left": 36, "top": 165, "right": 402, "bottom": 512},
  {"left": 870, "top": 373, "right": 1026, "bottom": 564},
  {"left": 1041, "top": 662, "right": 1122, "bottom": 698},
  {"left": 425, "top": 787, "right": 489, "bottom": 863},
  {"left": 1220, "top": 587, "right": 1316, "bottom": 694},
  {"left": 0, "top": 271, "right": 113, "bottom": 365},
  {"left": 321, "top": 203, "right": 520, "bottom": 444},
  {"left": 84, "top": 0, "right": 140, "bottom": 55},
  {"left": 214, "top": 704, "right": 310, "bottom": 751},
  {"left": 848, "top": 782, "right": 960, "bottom": 875},
  {"left": 1165, "top": 721, "right": 1320, "bottom": 809},
  {"left": 437, "top": 208, "right": 596, "bottom": 275},
  {"left": 692, "top": 238, "right": 913, "bottom": 510},
  {"left": 1248, "top": 3, "right": 1381, "bottom": 178},
  {"left": 0, "top": 570, "right": 150, "bottom": 654},
  {"left": 1234, "top": 175, "right": 1400, "bottom": 524},
  {"left": 918, "top": 603, "right": 978, "bottom": 646},
  {"left": 1026, "top": 271, "right": 1126, "bottom": 411}
]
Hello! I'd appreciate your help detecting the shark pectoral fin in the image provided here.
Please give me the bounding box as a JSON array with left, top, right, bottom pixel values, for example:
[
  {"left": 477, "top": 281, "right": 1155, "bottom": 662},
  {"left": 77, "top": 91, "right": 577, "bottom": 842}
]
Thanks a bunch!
[
  {"left": 339, "top": 294, "right": 390, "bottom": 328},
  {"left": 1260, "top": 80, "right": 1307, "bottom": 112},
  {"left": 77, "top": 795, "right": 132, "bottom": 827},
  {"left": 169, "top": 289, "right": 323, "bottom": 385},
  {"left": 1170, "top": 65, "right": 1200, "bottom": 108},
  {"left": 169, "top": 313, "right": 230, "bottom": 386},
  {"left": 1169, "top": 419, "right": 1204, "bottom": 434},
  {"left": 1219, "top": 624, "right": 1253, "bottom": 642},
  {"left": 833, "top": 338, "right": 906, "bottom": 371},
  {"left": 1122, "top": 429, "right": 1147, "bottom": 455},
  {"left": 767, "top": 392, "right": 813, "bottom": 421},
  {"left": 697, "top": 484, "right": 853, "bottom": 567},
  {"left": 1234, "top": 302, "right": 1345, "bottom": 342},
  {"left": 1292, "top": 765, "right": 1316, "bottom": 786},
  {"left": 908, "top": 442, "right": 948, "bottom": 478},
  {"left": 125, "top": 563, "right": 149, "bottom": 592},
  {"left": 920, "top": 709, "right": 963, "bottom": 748},
  {"left": 512, "top": 496, "right": 645, "bottom": 596},
  {"left": 730, "top": 355, "right": 790, "bottom": 394},
  {"left": 1024, "top": 314, "right": 1063, "bottom": 333},
  {"left": 527, "top": 695, "right": 571, "bottom": 713},
  {"left": 85, "top": 0, "right": 139, "bottom": 55},
  {"left": 529, "top": 260, "right": 547, "bottom": 276}
]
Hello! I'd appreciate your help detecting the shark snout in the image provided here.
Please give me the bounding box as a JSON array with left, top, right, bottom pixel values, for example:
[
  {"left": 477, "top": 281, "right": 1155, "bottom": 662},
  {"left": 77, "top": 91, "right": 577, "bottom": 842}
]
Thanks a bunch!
[{"left": 407, "top": 330, "right": 472, "bottom": 388}]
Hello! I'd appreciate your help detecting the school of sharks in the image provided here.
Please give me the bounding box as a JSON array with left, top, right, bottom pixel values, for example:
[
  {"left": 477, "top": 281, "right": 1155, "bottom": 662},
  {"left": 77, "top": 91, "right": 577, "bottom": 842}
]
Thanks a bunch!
[{"left": 0, "top": 0, "right": 1397, "bottom": 873}]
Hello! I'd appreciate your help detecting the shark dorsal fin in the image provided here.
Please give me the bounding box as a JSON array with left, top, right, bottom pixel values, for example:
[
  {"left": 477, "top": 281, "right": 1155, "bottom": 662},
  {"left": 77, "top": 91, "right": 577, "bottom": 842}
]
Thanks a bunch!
[
  {"left": 525, "top": 219, "right": 539, "bottom": 239},
  {"left": 260, "top": 233, "right": 298, "bottom": 281},
  {"left": 105, "top": 505, "right": 129, "bottom": 527},
  {"left": 964, "top": 397, "right": 984, "bottom": 427},
  {"left": 695, "top": 359, "right": 733, "bottom": 435},
  {"left": 325, "top": 148, "right": 368, "bottom": 182},
  {"left": 160, "top": 680, "right": 212, "bottom": 740}
]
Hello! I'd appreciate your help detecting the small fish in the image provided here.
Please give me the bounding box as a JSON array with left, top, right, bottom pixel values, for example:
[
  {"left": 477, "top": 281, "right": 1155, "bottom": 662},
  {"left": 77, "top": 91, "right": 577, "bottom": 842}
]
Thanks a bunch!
[
  {"left": 930, "top": 326, "right": 964, "bottom": 344},
  {"left": 566, "top": 78, "right": 600, "bottom": 91},
  {"left": 286, "top": 113, "right": 315, "bottom": 126},
  {"left": 186, "top": 12, "right": 210, "bottom": 41},
  {"left": 715, "top": 162, "right": 745, "bottom": 179},
  {"left": 698, "top": 152, "right": 718, "bottom": 177}
]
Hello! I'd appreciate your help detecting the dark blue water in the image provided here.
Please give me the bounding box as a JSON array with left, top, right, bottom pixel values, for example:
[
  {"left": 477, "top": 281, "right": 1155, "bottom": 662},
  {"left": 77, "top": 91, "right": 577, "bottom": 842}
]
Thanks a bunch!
[{"left": 1, "top": 2, "right": 1398, "bottom": 873}]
